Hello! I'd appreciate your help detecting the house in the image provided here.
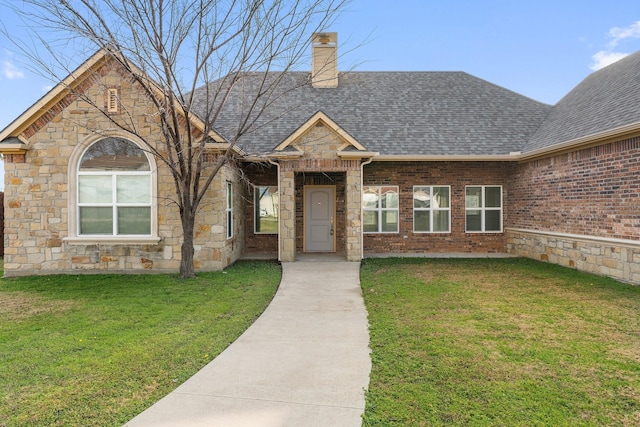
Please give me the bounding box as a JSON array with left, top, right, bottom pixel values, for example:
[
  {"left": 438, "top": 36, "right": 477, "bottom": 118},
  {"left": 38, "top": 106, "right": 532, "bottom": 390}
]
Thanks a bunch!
[{"left": 1, "top": 32, "right": 640, "bottom": 284}]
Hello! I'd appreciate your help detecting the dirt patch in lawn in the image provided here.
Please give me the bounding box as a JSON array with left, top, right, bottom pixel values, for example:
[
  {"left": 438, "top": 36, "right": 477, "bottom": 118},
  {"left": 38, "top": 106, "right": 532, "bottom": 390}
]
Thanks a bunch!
[{"left": 0, "top": 292, "right": 75, "bottom": 320}]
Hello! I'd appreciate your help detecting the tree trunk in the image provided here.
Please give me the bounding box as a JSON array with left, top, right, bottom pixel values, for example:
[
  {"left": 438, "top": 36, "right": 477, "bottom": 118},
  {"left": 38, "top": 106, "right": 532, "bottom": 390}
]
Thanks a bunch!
[{"left": 179, "top": 216, "right": 197, "bottom": 279}]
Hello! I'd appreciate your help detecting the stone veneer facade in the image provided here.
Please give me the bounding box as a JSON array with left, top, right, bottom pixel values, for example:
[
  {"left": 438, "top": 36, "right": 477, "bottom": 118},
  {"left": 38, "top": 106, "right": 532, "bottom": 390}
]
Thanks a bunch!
[
  {"left": 4, "top": 55, "right": 640, "bottom": 286},
  {"left": 3, "top": 60, "right": 242, "bottom": 276},
  {"left": 272, "top": 123, "right": 364, "bottom": 262},
  {"left": 242, "top": 122, "right": 364, "bottom": 262}
]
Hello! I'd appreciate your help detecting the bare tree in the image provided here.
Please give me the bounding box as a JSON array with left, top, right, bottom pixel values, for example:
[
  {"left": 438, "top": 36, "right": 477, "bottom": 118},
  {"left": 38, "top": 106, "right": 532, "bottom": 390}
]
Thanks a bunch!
[{"left": 3, "top": 0, "right": 347, "bottom": 278}]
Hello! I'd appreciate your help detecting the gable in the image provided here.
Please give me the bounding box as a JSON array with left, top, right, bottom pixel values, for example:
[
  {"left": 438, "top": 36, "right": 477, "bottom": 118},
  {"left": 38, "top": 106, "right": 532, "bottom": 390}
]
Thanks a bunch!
[
  {"left": 0, "top": 50, "right": 109, "bottom": 151},
  {"left": 273, "top": 111, "right": 370, "bottom": 159},
  {"left": 0, "top": 49, "right": 225, "bottom": 155}
]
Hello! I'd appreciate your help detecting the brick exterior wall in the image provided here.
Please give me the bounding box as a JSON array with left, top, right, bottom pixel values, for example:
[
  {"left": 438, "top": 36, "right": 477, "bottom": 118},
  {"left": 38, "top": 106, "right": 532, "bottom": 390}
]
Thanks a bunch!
[
  {"left": 8, "top": 55, "right": 639, "bottom": 285},
  {"left": 363, "top": 161, "right": 512, "bottom": 254},
  {"left": 507, "top": 137, "right": 640, "bottom": 239},
  {"left": 506, "top": 137, "right": 640, "bottom": 284},
  {"left": 3, "top": 59, "right": 242, "bottom": 276}
]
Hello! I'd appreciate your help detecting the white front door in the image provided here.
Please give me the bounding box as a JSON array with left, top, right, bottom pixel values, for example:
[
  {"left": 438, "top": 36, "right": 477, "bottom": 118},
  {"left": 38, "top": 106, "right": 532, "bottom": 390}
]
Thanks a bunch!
[{"left": 304, "top": 186, "right": 335, "bottom": 252}]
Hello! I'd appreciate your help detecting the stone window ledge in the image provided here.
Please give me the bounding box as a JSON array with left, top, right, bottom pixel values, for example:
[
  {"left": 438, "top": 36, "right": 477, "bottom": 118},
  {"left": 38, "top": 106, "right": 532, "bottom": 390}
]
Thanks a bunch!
[{"left": 63, "top": 237, "right": 162, "bottom": 245}]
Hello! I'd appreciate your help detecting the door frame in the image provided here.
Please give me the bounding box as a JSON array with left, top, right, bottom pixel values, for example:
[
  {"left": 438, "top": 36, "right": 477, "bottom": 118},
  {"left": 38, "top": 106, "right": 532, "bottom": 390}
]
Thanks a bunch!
[{"left": 303, "top": 185, "right": 336, "bottom": 252}]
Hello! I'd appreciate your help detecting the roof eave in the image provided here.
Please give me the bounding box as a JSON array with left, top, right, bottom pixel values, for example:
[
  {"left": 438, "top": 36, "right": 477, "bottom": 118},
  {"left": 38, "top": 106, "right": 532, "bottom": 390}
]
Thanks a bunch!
[
  {"left": 0, "top": 48, "right": 226, "bottom": 145},
  {"left": 373, "top": 154, "right": 522, "bottom": 162},
  {"left": 520, "top": 121, "right": 640, "bottom": 161},
  {"left": 0, "top": 49, "right": 110, "bottom": 143},
  {"left": 0, "top": 143, "right": 30, "bottom": 154},
  {"left": 266, "top": 151, "right": 305, "bottom": 159},
  {"left": 337, "top": 151, "right": 379, "bottom": 159},
  {"left": 205, "top": 142, "right": 246, "bottom": 156}
]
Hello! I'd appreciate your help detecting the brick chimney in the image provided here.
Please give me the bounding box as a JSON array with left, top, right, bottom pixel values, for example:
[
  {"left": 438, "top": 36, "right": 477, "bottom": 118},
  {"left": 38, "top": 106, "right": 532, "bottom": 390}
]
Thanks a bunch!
[{"left": 312, "top": 32, "right": 338, "bottom": 88}]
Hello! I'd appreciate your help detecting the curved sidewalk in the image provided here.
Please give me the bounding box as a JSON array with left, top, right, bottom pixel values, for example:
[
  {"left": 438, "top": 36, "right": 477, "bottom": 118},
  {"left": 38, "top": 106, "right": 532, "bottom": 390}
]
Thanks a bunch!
[{"left": 124, "top": 260, "right": 371, "bottom": 427}]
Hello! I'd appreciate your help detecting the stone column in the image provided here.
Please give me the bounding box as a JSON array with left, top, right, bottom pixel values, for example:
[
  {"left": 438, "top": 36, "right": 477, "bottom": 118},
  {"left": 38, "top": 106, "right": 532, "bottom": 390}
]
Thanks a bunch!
[
  {"left": 345, "top": 168, "right": 362, "bottom": 261},
  {"left": 279, "top": 170, "right": 296, "bottom": 262}
]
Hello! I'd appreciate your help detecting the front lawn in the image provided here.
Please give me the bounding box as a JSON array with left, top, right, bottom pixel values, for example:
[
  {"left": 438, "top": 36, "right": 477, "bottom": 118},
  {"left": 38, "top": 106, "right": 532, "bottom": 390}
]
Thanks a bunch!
[
  {"left": 0, "top": 261, "right": 281, "bottom": 426},
  {"left": 361, "top": 258, "right": 640, "bottom": 426}
]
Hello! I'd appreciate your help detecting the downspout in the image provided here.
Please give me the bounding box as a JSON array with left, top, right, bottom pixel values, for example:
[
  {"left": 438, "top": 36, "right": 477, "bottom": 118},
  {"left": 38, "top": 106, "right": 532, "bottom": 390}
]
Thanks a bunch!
[
  {"left": 268, "top": 159, "right": 282, "bottom": 262},
  {"left": 360, "top": 157, "right": 374, "bottom": 260}
]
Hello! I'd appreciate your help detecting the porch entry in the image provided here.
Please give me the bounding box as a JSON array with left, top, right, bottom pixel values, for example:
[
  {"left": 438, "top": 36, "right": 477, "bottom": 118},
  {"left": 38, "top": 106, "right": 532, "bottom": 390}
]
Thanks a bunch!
[{"left": 304, "top": 186, "right": 336, "bottom": 252}]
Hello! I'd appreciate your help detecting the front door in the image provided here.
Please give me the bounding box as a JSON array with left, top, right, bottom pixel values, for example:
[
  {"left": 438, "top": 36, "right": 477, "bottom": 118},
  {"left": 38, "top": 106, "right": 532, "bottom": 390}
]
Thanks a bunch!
[{"left": 304, "top": 186, "right": 335, "bottom": 252}]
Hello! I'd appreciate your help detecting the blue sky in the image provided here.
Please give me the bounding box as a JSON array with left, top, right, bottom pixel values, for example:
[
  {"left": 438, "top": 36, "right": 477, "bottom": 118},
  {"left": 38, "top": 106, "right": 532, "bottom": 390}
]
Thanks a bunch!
[{"left": 1, "top": 0, "right": 640, "bottom": 189}]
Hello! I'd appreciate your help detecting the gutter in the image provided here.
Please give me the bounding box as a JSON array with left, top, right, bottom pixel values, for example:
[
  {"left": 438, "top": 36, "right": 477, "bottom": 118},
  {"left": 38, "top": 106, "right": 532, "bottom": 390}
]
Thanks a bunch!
[
  {"left": 336, "top": 151, "right": 379, "bottom": 159},
  {"left": 518, "top": 121, "right": 640, "bottom": 161},
  {"left": 373, "top": 153, "right": 521, "bottom": 162}
]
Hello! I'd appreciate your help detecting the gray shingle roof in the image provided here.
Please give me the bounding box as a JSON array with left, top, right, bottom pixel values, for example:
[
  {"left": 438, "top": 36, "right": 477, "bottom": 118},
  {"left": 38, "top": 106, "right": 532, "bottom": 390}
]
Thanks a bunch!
[
  {"left": 194, "top": 71, "right": 551, "bottom": 156},
  {"left": 524, "top": 51, "right": 640, "bottom": 153}
]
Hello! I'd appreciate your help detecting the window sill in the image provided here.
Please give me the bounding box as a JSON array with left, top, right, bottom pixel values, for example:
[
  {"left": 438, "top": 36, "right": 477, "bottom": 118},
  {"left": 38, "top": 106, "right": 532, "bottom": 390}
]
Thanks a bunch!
[
  {"left": 363, "top": 232, "right": 400, "bottom": 234},
  {"left": 63, "top": 236, "right": 162, "bottom": 245}
]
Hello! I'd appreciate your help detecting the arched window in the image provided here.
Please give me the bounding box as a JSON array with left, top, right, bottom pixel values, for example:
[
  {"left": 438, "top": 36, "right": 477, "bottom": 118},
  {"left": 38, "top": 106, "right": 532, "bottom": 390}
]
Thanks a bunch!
[{"left": 77, "top": 137, "right": 152, "bottom": 236}]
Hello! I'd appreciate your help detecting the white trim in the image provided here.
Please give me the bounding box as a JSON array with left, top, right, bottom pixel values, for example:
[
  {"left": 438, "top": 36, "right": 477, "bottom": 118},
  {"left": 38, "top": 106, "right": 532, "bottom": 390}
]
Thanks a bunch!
[
  {"left": 518, "top": 121, "right": 640, "bottom": 160},
  {"left": 412, "top": 185, "right": 451, "bottom": 233},
  {"left": 0, "top": 142, "right": 29, "bottom": 153},
  {"left": 505, "top": 228, "right": 640, "bottom": 249},
  {"left": 63, "top": 236, "right": 161, "bottom": 245},
  {"left": 253, "top": 185, "right": 279, "bottom": 235},
  {"left": 374, "top": 154, "right": 520, "bottom": 162},
  {"left": 0, "top": 50, "right": 109, "bottom": 142},
  {"left": 68, "top": 133, "right": 159, "bottom": 240},
  {"left": 362, "top": 185, "right": 400, "bottom": 234},
  {"left": 0, "top": 48, "right": 225, "bottom": 145},
  {"left": 337, "top": 151, "right": 379, "bottom": 159},
  {"left": 465, "top": 185, "right": 503, "bottom": 233},
  {"left": 275, "top": 111, "right": 366, "bottom": 152}
]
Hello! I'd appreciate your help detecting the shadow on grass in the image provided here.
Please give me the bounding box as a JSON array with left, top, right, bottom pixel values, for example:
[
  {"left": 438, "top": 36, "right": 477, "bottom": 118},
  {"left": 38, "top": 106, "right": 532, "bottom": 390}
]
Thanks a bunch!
[{"left": 0, "top": 260, "right": 281, "bottom": 427}]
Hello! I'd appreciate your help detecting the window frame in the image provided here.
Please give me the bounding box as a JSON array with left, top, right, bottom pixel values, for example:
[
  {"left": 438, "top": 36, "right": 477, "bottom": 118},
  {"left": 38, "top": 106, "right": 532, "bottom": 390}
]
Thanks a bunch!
[
  {"left": 66, "top": 135, "right": 159, "bottom": 244},
  {"left": 226, "top": 181, "right": 233, "bottom": 239},
  {"left": 413, "top": 185, "right": 451, "bottom": 233},
  {"left": 77, "top": 171, "right": 152, "bottom": 236},
  {"left": 362, "top": 185, "right": 400, "bottom": 234},
  {"left": 465, "top": 185, "right": 503, "bottom": 233},
  {"left": 254, "top": 185, "right": 279, "bottom": 234}
]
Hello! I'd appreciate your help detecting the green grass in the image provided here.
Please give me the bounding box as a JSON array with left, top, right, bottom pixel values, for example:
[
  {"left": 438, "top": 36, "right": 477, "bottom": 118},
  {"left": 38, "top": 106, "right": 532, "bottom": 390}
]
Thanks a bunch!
[
  {"left": 0, "top": 261, "right": 281, "bottom": 427},
  {"left": 361, "top": 257, "right": 640, "bottom": 426}
]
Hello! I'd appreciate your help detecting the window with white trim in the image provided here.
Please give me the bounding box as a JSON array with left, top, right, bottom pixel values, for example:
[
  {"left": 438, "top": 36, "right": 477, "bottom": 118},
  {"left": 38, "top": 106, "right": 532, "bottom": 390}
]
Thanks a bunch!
[
  {"left": 413, "top": 186, "right": 450, "bottom": 233},
  {"left": 254, "top": 185, "right": 278, "bottom": 234},
  {"left": 363, "top": 186, "right": 399, "bottom": 233},
  {"left": 226, "top": 181, "right": 233, "bottom": 239},
  {"left": 465, "top": 186, "right": 502, "bottom": 232},
  {"left": 78, "top": 138, "right": 151, "bottom": 236}
]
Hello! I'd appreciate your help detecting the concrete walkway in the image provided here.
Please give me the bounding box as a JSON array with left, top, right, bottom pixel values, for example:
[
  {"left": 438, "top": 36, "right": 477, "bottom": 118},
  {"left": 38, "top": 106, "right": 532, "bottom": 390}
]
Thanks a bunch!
[{"left": 124, "top": 260, "right": 371, "bottom": 427}]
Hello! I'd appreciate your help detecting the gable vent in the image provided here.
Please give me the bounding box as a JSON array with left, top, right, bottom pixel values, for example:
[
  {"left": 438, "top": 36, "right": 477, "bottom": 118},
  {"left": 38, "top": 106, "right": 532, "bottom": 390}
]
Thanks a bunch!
[
  {"left": 312, "top": 32, "right": 338, "bottom": 88},
  {"left": 107, "top": 87, "right": 119, "bottom": 113}
]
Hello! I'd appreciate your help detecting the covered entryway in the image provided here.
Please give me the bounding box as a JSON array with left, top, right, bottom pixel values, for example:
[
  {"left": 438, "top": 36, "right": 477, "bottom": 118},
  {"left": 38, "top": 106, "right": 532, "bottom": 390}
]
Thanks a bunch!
[
  {"left": 304, "top": 186, "right": 336, "bottom": 252},
  {"left": 257, "top": 111, "right": 375, "bottom": 263}
]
